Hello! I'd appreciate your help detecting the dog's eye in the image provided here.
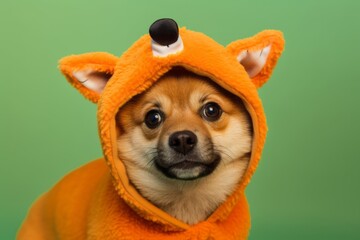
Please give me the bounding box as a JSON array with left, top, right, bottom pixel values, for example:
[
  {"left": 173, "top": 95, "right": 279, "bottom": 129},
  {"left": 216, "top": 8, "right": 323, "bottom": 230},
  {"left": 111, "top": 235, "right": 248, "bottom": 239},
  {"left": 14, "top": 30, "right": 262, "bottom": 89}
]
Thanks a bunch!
[
  {"left": 145, "top": 110, "right": 163, "bottom": 129},
  {"left": 201, "top": 102, "right": 222, "bottom": 122}
]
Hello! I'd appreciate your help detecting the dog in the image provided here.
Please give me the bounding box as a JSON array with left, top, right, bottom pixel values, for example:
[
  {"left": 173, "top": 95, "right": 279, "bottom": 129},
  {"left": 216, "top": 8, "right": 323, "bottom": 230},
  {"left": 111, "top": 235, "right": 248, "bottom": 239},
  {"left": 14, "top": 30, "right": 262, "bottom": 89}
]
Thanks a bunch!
[
  {"left": 116, "top": 68, "right": 253, "bottom": 225},
  {"left": 18, "top": 19, "right": 284, "bottom": 238}
]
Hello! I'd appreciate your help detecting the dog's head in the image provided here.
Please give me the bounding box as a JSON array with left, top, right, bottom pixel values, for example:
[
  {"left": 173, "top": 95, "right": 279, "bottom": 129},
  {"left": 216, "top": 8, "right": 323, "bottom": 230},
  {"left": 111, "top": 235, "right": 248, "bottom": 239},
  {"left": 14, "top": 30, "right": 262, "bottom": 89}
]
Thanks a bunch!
[{"left": 116, "top": 69, "right": 252, "bottom": 182}]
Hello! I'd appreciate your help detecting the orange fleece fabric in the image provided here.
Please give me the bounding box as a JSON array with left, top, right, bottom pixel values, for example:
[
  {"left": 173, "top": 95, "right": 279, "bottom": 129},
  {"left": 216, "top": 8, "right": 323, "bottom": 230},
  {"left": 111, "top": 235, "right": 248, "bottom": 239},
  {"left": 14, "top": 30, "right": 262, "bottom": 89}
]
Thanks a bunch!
[{"left": 18, "top": 25, "right": 284, "bottom": 239}]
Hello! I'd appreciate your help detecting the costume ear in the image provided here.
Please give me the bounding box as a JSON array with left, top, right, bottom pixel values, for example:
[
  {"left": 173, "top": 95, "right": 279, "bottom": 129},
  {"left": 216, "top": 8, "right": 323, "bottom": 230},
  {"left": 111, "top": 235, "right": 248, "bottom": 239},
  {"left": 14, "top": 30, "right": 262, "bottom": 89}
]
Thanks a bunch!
[
  {"left": 59, "top": 52, "right": 118, "bottom": 103},
  {"left": 227, "top": 30, "right": 284, "bottom": 88}
]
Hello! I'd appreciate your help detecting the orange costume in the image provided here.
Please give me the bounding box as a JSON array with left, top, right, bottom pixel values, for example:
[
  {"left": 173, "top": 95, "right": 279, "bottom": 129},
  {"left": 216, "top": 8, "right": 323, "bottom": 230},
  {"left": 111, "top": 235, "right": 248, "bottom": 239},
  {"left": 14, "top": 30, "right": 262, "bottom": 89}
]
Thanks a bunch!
[{"left": 18, "top": 19, "right": 284, "bottom": 239}]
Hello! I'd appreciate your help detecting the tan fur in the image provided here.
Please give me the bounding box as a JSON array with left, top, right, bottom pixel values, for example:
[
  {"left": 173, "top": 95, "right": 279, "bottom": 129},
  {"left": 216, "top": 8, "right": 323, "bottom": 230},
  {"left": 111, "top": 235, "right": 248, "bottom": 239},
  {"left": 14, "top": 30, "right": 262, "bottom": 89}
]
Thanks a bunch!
[{"left": 116, "top": 70, "right": 253, "bottom": 225}]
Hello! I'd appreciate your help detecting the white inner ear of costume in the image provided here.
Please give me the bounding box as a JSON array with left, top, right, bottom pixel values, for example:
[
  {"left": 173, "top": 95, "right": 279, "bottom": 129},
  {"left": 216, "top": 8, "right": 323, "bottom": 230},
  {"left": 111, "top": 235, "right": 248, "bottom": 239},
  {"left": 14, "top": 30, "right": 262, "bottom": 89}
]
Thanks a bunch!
[
  {"left": 237, "top": 45, "right": 271, "bottom": 78},
  {"left": 72, "top": 69, "right": 112, "bottom": 93}
]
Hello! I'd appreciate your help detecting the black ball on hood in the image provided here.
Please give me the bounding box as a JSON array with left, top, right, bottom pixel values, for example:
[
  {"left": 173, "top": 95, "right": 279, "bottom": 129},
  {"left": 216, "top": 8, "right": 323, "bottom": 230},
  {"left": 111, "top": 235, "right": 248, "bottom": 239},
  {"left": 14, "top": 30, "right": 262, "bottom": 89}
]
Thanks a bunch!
[{"left": 149, "top": 18, "right": 179, "bottom": 46}]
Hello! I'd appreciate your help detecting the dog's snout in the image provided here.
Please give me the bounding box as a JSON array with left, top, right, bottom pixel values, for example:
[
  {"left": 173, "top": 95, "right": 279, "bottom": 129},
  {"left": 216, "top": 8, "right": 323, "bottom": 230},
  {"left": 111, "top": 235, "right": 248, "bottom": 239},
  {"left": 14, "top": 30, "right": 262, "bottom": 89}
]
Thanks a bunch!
[{"left": 169, "top": 130, "right": 197, "bottom": 154}]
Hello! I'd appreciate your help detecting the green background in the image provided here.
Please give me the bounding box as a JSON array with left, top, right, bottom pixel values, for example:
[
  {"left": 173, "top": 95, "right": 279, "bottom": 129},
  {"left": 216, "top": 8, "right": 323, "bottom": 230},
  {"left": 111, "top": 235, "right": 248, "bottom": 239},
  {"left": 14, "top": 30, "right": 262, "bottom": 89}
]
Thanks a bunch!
[{"left": 1, "top": 0, "right": 359, "bottom": 239}]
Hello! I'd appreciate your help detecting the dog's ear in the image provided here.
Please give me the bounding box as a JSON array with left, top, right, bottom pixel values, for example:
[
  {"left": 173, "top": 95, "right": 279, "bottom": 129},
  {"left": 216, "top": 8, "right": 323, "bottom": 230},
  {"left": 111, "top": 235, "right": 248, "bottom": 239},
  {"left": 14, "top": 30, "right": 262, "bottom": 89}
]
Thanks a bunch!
[
  {"left": 59, "top": 52, "right": 118, "bottom": 103},
  {"left": 226, "top": 30, "right": 284, "bottom": 88}
]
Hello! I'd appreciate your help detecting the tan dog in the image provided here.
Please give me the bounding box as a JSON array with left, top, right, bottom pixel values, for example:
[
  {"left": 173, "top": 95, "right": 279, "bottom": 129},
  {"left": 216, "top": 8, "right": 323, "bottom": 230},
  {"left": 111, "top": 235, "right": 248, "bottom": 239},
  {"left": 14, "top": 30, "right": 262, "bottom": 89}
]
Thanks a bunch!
[
  {"left": 116, "top": 69, "right": 253, "bottom": 225},
  {"left": 18, "top": 20, "right": 284, "bottom": 239}
]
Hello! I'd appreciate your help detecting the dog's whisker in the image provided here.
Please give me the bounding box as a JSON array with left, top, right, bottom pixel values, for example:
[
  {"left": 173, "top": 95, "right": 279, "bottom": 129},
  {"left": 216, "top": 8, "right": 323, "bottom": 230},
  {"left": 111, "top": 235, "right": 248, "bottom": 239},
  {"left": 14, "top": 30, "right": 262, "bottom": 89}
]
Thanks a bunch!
[{"left": 214, "top": 145, "right": 235, "bottom": 160}]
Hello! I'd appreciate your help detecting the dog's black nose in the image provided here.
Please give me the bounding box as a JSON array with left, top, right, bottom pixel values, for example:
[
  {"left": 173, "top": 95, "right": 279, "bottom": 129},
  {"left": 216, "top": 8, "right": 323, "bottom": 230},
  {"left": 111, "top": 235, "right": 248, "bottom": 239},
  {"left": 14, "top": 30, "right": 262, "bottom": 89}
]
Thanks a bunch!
[
  {"left": 149, "top": 18, "right": 179, "bottom": 46},
  {"left": 169, "top": 130, "right": 197, "bottom": 154}
]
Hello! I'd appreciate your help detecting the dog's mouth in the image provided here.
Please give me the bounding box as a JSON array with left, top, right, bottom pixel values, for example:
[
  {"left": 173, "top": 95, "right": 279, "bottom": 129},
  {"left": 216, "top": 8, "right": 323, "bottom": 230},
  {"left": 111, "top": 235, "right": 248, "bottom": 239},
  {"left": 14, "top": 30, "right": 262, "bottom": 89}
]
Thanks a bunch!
[{"left": 155, "top": 155, "right": 221, "bottom": 180}]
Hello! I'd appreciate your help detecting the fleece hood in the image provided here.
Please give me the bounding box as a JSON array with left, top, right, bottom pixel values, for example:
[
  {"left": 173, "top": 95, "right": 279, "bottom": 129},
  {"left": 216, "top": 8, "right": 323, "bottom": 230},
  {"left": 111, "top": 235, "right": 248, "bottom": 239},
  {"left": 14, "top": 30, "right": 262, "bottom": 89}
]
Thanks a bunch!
[{"left": 59, "top": 19, "right": 284, "bottom": 237}]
